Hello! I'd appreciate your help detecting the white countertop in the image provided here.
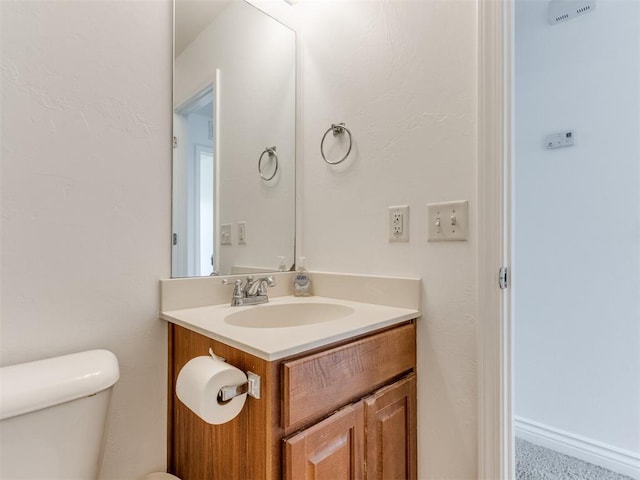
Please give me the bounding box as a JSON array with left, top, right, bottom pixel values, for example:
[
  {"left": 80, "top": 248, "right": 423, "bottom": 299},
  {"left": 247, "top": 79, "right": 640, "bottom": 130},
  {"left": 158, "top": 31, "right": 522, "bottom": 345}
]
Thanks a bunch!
[{"left": 161, "top": 295, "right": 420, "bottom": 361}]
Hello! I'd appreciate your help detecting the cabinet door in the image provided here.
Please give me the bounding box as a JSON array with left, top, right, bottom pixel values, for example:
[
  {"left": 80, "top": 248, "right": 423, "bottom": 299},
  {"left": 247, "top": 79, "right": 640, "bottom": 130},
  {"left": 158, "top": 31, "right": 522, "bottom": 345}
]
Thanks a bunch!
[
  {"left": 364, "top": 374, "right": 417, "bottom": 480},
  {"left": 282, "top": 322, "right": 416, "bottom": 432},
  {"left": 284, "top": 402, "right": 365, "bottom": 480}
]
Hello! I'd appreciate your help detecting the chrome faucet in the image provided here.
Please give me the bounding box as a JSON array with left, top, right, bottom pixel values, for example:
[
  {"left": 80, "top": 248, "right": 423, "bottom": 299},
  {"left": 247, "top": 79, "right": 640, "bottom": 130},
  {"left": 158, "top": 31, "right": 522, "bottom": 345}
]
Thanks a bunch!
[
  {"left": 222, "top": 275, "right": 276, "bottom": 306},
  {"left": 245, "top": 275, "right": 276, "bottom": 297}
]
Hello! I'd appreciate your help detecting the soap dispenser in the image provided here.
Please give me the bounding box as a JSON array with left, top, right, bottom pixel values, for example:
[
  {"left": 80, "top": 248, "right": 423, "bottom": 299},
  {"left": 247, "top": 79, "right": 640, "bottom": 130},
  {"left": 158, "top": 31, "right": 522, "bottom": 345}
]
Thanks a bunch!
[
  {"left": 277, "top": 256, "right": 287, "bottom": 272},
  {"left": 292, "top": 257, "right": 311, "bottom": 297}
]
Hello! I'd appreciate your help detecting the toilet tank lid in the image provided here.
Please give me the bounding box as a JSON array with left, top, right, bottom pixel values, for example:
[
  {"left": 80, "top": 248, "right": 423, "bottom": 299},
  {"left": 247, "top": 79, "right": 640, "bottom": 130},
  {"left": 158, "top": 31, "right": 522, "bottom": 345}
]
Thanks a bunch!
[{"left": 0, "top": 349, "right": 120, "bottom": 420}]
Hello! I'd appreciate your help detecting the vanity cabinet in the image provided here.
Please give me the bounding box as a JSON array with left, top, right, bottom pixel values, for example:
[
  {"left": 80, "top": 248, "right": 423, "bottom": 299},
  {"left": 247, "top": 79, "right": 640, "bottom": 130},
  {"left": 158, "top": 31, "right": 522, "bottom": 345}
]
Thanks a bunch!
[
  {"left": 167, "top": 320, "right": 417, "bottom": 480},
  {"left": 284, "top": 375, "right": 416, "bottom": 480},
  {"left": 284, "top": 401, "right": 365, "bottom": 480},
  {"left": 363, "top": 375, "right": 417, "bottom": 479}
]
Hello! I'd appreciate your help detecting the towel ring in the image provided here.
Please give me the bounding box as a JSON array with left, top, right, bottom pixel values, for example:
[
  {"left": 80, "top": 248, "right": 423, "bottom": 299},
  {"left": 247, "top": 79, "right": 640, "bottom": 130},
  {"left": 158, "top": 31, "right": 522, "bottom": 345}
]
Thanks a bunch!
[
  {"left": 320, "top": 123, "right": 352, "bottom": 165},
  {"left": 258, "top": 146, "right": 278, "bottom": 181}
]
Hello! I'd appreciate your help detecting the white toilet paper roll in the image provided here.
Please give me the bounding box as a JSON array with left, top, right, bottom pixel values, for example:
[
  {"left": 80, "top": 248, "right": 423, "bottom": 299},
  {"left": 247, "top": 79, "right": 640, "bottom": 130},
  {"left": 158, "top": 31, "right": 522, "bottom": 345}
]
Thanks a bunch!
[{"left": 176, "top": 355, "right": 247, "bottom": 425}]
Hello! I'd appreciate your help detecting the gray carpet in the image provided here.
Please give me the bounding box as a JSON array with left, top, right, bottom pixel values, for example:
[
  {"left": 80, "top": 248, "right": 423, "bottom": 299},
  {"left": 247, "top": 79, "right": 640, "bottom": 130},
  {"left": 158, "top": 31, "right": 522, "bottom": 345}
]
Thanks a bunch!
[{"left": 515, "top": 438, "right": 635, "bottom": 480}]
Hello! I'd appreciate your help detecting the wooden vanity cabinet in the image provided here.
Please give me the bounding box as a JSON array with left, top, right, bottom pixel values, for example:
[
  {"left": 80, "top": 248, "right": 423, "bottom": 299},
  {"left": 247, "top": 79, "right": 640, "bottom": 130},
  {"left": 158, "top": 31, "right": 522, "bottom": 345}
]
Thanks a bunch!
[
  {"left": 284, "top": 401, "right": 365, "bottom": 480},
  {"left": 363, "top": 375, "right": 417, "bottom": 480},
  {"left": 283, "top": 375, "right": 416, "bottom": 480},
  {"left": 167, "top": 320, "right": 417, "bottom": 480}
]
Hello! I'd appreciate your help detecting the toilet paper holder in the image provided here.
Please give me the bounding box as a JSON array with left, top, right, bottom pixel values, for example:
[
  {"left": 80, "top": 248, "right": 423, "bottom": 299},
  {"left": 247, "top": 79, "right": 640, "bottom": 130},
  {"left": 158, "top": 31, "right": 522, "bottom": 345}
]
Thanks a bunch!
[{"left": 209, "top": 349, "right": 261, "bottom": 402}]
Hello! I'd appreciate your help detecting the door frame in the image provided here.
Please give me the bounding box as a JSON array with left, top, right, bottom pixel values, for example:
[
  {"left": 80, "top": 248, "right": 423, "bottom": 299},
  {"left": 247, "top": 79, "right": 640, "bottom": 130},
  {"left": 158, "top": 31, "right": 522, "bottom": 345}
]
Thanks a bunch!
[
  {"left": 477, "top": 0, "right": 514, "bottom": 478},
  {"left": 172, "top": 71, "right": 220, "bottom": 277}
]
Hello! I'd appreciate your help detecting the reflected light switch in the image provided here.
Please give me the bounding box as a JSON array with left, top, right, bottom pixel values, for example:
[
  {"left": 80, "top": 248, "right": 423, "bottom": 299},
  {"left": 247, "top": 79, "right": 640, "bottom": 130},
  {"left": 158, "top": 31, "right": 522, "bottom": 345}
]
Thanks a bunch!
[
  {"left": 238, "top": 222, "right": 247, "bottom": 245},
  {"left": 221, "top": 223, "right": 232, "bottom": 245}
]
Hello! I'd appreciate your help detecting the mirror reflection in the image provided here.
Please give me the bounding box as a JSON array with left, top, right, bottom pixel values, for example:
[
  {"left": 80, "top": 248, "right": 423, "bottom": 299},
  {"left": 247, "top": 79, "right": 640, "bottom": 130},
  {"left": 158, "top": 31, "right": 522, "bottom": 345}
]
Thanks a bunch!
[{"left": 173, "top": 0, "right": 296, "bottom": 277}]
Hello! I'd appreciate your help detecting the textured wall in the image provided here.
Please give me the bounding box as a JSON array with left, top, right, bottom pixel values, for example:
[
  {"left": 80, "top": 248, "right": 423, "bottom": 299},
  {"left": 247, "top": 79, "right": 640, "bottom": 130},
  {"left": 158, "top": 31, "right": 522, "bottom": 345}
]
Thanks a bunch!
[
  {"left": 514, "top": 0, "right": 640, "bottom": 453},
  {"left": 2, "top": 0, "right": 480, "bottom": 478},
  {"left": 294, "top": 1, "right": 479, "bottom": 478},
  {"left": 0, "top": 1, "right": 172, "bottom": 478}
]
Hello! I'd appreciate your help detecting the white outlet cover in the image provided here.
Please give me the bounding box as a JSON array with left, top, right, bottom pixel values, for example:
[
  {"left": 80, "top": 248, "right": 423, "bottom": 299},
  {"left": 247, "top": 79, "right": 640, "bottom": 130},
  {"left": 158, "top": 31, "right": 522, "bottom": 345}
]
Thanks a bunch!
[
  {"left": 389, "top": 205, "right": 409, "bottom": 242},
  {"left": 427, "top": 201, "right": 468, "bottom": 241},
  {"left": 238, "top": 221, "right": 247, "bottom": 245},
  {"left": 220, "top": 223, "right": 232, "bottom": 245}
]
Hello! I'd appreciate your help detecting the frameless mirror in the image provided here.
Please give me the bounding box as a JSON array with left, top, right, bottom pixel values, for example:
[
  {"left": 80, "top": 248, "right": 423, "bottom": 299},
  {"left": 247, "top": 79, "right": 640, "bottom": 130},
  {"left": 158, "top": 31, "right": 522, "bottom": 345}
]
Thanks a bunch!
[{"left": 173, "top": 0, "right": 296, "bottom": 277}]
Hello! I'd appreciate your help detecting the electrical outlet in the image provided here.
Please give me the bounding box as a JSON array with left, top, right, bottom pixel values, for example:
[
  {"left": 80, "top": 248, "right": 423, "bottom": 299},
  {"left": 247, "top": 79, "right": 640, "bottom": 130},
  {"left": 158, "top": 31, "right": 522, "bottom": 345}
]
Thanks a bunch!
[
  {"left": 238, "top": 221, "right": 247, "bottom": 245},
  {"left": 393, "top": 213, "right": 402, "bottom": 234},
  {"left": 220, "top": 223, "right": 232, "bottom": 245},
  {"left": 427, "top": 201, "right": 468, "bottom": 241},
  {"left": 389, "top": 205, "right": 409, "bottom": 242}
]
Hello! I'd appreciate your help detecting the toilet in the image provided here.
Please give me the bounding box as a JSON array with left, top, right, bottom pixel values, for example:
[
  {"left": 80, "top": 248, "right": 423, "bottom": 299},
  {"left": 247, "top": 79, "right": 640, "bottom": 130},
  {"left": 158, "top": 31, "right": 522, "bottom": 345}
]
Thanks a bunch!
[{"left": 0, "top": 349, "right": 120, "bottom": 479}]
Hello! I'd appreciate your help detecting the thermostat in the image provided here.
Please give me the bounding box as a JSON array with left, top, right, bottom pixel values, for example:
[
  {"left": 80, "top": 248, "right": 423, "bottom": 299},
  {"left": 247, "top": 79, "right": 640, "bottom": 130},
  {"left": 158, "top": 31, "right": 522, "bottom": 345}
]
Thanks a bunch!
[{"left": 544, "top": 131, "right": 574, "bottom": 149}]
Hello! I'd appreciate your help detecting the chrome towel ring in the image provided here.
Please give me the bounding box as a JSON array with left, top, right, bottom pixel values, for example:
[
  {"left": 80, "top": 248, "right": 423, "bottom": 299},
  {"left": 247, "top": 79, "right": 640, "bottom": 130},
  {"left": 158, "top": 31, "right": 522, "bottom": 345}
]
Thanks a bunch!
[
  {"left": 258, "top": 146, "right": 278, "bottom": 181},
  {"left": 320, "top": 123, "right": 352, "bottom": 165}
]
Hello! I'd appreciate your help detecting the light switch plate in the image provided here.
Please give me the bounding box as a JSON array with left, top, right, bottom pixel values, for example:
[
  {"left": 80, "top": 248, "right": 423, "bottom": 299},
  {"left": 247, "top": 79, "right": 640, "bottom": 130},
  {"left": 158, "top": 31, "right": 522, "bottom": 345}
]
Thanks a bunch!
[
  {"left": 220, "top": 223, "right": 232, "bottom": 245},
  {"left": 427, "top": 201, "right": 468, "bottom": 241},
  {"left": 238, "top": 221, "right": 247, "bottom": 245},
  {"left": 389, "top": 205, "right": 409, "bottom": 242}
]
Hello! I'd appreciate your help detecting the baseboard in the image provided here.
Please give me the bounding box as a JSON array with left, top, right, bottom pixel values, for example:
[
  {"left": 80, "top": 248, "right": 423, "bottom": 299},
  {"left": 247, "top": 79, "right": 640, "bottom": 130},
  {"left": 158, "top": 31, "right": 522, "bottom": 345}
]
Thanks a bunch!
[{"left": 514, "top": 416, "right": 640, "bottom": 479}]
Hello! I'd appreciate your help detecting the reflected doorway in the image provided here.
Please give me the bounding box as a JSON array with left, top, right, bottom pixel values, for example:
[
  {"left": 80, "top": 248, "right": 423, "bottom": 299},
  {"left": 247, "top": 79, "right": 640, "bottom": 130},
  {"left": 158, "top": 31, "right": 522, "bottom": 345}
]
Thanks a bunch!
[{"left": 172, "top": 86, "right": 216, "bottom": 277}]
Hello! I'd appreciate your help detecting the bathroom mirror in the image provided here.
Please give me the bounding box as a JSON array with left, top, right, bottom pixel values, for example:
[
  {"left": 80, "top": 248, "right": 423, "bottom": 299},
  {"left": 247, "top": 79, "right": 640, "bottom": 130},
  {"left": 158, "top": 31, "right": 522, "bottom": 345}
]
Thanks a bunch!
[{"left": 172, "top": 0, "right": 295, "bottom": 277}]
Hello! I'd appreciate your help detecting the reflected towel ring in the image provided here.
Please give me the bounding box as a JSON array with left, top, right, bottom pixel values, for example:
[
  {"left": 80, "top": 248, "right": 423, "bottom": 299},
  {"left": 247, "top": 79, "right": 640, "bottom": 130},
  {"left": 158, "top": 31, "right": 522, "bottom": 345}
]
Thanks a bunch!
[
  {"left": 320, "top": 123, "right": 352, "bottom": 165},
  {"left": 258, "top": 146, "right": 278, "bottom": 181}
]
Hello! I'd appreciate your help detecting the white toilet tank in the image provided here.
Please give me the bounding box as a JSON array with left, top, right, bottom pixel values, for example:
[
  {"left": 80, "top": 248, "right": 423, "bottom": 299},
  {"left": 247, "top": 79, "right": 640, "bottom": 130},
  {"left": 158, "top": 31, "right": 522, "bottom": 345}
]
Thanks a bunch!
[{"left": 0, "top": 349, "right": 120, "bottom": 480}]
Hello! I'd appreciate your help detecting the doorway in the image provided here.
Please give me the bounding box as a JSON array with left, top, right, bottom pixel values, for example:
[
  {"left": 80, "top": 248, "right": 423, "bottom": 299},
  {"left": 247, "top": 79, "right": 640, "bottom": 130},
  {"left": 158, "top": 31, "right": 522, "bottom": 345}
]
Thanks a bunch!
[
  {"left": 172, "top": 86, "right": 216, "bottom": 277},
  {"left": 512, "top": 1, "right": 639, "bottom": 478}
]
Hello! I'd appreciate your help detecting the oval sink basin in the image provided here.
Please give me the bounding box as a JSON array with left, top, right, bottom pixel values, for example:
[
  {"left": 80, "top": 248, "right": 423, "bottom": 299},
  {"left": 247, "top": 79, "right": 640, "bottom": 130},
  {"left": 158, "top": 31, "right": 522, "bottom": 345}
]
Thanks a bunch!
[{"left": 224, "top": 302, "right": 354, "bottom": 329}]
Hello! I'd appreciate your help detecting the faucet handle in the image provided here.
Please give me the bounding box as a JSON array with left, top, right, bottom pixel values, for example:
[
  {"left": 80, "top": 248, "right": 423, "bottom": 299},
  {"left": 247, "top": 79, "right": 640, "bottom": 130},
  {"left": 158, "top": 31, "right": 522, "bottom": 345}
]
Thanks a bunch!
[
  {"left": 257, "top": 275, "right": 276, "bottom": 295},
  {"left": 222, "top": 278, "right": 243, "bottom": 295},
  {"left": 222, "top": 278, "right": 244, "bottom": 306}
]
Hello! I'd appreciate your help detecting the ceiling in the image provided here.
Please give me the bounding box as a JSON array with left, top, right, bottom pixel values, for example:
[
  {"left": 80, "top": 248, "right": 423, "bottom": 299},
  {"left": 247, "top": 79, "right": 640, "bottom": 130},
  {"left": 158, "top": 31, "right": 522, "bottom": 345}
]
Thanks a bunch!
[{"left": 174, "top": 0, "right": 233, "bottom": 56}]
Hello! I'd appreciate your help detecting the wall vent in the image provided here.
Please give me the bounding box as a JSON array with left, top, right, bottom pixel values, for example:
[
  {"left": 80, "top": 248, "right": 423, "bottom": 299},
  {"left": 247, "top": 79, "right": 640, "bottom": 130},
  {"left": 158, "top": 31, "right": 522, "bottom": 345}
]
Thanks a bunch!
[{"left": 548, "top": 0, "right": 595, "bottom": 25}]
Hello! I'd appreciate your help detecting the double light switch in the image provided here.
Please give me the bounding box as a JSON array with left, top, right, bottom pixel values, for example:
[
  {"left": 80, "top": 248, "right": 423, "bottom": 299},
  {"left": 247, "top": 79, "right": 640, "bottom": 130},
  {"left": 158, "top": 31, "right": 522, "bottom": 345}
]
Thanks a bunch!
[{"left": 427, "top": 201, "right": 468, "bottom": 241}]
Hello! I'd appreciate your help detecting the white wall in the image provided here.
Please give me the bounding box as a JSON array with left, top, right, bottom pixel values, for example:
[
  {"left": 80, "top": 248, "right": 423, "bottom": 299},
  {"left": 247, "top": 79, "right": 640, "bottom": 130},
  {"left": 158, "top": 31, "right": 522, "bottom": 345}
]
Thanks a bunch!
[
  {"left": 0, "top": 1, "right": 172, "bottom": 478},
  {"left": 515, "top": 0, "right": 640, "bottom": 456},
  {"left": 2, "top": 1, "right": 480, "bottom": 479},
  {"left": 174, "top": 0, "right": 296, "bottom": 274},
  {"left": 292, "top": 1, "right": 479, "bottom": 478}
]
